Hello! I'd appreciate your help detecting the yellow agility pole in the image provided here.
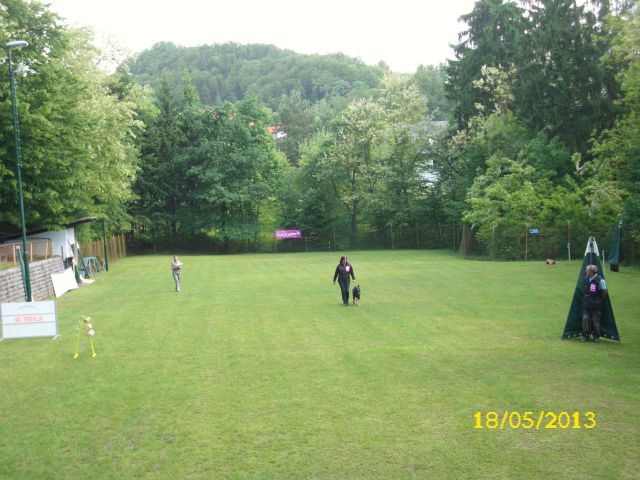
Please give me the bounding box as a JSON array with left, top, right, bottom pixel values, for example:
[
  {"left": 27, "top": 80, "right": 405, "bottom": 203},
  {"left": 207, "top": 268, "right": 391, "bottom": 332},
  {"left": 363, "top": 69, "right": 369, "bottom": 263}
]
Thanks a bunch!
[{"left": 74, "top": 315, "right": 97, "bottom": 358}]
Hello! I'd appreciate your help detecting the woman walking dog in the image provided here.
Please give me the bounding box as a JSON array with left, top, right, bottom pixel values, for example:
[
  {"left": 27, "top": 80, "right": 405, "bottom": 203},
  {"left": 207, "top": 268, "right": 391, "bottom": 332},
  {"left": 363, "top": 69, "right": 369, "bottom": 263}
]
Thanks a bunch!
[{"left": 333, "top": 255, "right": 355, "bottom": 305}]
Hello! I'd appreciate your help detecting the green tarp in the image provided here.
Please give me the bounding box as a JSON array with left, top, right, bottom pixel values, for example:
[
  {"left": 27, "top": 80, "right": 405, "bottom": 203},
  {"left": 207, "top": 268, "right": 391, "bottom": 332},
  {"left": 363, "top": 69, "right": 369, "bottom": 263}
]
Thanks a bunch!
[
  {"left": 561, "top": 237, "right": 620, "bottom": 341},
  {"left": 608, "top": 221, "right": 622, "bottom": 272}
]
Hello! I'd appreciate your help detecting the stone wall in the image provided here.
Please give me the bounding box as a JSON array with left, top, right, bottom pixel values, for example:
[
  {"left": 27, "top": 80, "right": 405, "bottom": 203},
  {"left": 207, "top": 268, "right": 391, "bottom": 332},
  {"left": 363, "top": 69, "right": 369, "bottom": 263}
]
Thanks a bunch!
[{"left": 0, "top": 257, "right": 65, "bottom": 303}]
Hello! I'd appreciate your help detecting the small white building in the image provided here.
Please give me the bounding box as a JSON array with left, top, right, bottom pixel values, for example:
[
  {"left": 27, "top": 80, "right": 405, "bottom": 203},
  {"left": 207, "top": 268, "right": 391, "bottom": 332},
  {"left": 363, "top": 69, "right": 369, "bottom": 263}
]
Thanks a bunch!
[
  {"left": 0, "top": 217, "right": 96, "bottom": 267},
  {"left": 267, "top": 125, "right": 287, "bottom": 141}
]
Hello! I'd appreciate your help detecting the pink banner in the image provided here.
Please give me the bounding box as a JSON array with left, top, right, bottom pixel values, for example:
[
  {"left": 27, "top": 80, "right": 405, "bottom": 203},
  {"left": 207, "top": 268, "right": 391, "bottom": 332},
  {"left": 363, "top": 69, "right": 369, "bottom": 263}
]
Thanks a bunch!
[{"left": 275, "top": 229, "right": 303, "bottom": 239}]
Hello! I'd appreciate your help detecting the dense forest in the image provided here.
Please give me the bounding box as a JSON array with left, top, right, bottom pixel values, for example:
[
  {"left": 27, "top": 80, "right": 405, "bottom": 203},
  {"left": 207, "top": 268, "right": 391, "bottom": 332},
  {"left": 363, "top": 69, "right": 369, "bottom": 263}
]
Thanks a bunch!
[
  {"left": 127, "top": 42, "right": 385, "bottom": 108},
  {"left": 126, "top": 41, "right": 453, "bottom": 118},
  {"left": 1, "top": 0, "right": 638, "bottom": 259}
]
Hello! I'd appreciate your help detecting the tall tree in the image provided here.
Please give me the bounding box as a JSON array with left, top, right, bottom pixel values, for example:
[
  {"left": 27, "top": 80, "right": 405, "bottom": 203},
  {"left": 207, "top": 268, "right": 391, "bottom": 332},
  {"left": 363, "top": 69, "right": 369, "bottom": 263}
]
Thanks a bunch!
[
  {"left": 281, "top": 131, "right": 340, "bottom": 245},
  {"left": 592, "top": 5, "right": 640, "bottom": 239},
  {"left": 0, "top": 0, "right": 140, "bottom": 235},
  {"left": 372, "top": 75, "right": 430, "bottom": 245},
  {"left": 446, "top": 0, "right": 525, "bottom": 128},
  {"left": 181, "top": 69, "right": 200, "bottom": 108},
  {"left": 412, "top": 64, "right": 452, "bottom": 120},
  {"left": 277, "top": 89, "right": 315, "bottom": 165},
  {"left": 178, "top": 97, "right": 287, "bottom": 250},
  {"left": 132, "top": 72, "right": 183, "bottom": 241},
  {"left": 517, "top": 0, "right": 612, "bottom": 155},
  {"left": 324, "top": 98, "right": 383, "bottom": 248}
]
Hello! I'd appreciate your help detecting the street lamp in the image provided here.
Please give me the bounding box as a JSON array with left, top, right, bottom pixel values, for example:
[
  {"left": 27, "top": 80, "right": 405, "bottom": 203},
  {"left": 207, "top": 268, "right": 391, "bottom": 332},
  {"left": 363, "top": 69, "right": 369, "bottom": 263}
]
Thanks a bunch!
[{"left": 6, "top": 40, "right": 31, "bottom": 301}]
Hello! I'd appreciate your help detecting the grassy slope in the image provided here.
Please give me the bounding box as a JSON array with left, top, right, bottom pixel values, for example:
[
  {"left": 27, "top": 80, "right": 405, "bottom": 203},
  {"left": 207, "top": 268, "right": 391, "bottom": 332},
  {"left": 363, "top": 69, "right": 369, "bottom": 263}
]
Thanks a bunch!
[{"left": 0, "top": 250, "right": 638, "bottom": 479}]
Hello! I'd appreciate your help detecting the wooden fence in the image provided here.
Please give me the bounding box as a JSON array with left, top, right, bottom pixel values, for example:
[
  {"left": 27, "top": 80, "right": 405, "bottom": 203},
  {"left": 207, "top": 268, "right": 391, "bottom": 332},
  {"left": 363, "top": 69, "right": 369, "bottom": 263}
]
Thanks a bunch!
[
  {"left": 80, "top": 234, "right": 127, "bottom": 264},
  {"left": 0, "top": 239, "right": 54, "bottom": 268}
]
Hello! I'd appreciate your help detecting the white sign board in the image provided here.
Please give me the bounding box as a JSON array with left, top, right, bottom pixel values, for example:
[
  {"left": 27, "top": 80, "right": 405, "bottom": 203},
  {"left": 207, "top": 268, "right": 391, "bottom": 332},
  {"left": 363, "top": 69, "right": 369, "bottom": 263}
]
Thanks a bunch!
[
  {"left": 1, "top": 301, "right": 57, "bottom": 340},
  {"left": 51, "top": 267, "right": 78, "bottom": 297}
]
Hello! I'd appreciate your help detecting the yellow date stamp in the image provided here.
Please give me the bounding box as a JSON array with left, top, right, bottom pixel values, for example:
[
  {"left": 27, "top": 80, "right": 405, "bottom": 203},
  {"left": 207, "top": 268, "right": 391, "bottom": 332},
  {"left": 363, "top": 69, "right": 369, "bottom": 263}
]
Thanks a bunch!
[{"left": 473, "top": 411, "right": 596, "bottom": 430}]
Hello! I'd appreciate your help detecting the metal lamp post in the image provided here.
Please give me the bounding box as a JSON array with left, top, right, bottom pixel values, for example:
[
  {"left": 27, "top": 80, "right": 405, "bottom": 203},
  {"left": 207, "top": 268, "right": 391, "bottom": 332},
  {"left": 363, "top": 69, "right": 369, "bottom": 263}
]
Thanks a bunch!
[{"left": 6, "top": 40, "right": 32, "bottom": 301}]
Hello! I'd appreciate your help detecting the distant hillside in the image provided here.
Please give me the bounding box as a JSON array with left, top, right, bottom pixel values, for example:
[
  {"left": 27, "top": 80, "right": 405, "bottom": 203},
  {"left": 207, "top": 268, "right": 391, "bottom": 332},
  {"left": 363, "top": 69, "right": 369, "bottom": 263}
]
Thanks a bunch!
[{"left": 126, "top": 42, "right": 387, "bottom": 109}]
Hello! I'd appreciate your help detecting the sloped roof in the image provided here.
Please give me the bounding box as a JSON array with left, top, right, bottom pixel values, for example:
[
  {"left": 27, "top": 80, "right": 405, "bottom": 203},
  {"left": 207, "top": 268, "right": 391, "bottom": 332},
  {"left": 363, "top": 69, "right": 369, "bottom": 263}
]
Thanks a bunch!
[{"left": 0, "top": 217, "right": 98, "bottom": 242}]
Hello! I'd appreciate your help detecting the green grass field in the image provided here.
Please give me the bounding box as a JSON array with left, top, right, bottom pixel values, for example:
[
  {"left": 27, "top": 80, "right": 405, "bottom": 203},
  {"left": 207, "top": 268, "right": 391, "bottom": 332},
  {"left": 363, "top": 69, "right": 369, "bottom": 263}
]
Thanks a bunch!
[{"left": 1, "top": 250, "right": 639, "bottom": 479}]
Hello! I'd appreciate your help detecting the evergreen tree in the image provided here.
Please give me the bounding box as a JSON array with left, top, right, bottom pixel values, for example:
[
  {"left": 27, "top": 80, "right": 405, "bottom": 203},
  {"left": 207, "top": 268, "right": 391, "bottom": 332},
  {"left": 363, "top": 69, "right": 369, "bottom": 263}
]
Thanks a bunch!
[
  {"left": 446, "top": 0, "right": 525, "bottom": 128},
  {"left": 277, "top": 89, "right": 315, "bottom": 165},
  {"left": 181, "top": 70, "right": 200, "bottom": 108},
  {"left": 517, "top": 0, "right": 612, "bottom": 155},
  {"left": 132, "top": 72, "right": 183, "bottom": 242}
]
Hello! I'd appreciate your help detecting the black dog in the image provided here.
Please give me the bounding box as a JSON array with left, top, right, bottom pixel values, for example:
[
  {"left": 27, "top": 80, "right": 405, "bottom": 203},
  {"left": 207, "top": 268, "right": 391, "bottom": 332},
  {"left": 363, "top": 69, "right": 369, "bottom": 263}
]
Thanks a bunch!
[{"left": 352, "top": 284, "right": 361, "bottom": 306}]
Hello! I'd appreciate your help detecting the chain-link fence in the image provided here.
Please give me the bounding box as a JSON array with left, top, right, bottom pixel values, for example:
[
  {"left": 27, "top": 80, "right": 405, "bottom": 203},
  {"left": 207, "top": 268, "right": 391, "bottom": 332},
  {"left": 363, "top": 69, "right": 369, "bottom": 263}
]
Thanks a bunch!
[
  {"left": 265, "top": 223, "right": 463, "bottom": 253},
  {"left": 459, "top": 223, "right": 639, "bottom": 263},
  {"left": 124, "top": 220, "right": 639, "bottom": 264}
]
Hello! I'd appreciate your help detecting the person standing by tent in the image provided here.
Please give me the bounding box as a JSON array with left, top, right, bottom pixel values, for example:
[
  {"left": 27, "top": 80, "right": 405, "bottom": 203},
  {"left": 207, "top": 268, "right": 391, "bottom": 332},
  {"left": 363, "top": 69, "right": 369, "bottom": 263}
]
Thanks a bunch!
[
  {"left": 171, "top": 255, "right": 183, "bottom": 292},
  {"left": 333, "top": 255, "right": 355, "bottom": 306},
  {"left": 582, "top": 264, "right": 607, "bottom": 343},
  {"left": 562, "top": 236, "right": 619, "bottom": 342}
]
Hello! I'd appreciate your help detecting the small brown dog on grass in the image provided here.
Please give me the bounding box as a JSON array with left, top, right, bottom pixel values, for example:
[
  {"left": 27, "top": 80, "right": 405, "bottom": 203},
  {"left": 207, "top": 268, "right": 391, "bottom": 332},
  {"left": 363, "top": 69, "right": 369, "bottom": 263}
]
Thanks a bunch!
[{"left": 545, "top": 258, "right": 556, "bottom": 265}]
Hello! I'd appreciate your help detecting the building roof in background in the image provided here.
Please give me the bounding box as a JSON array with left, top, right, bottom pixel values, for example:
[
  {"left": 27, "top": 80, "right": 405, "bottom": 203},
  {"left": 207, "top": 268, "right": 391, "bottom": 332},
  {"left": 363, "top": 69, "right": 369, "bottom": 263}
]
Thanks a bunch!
[{"left": 0, "top": 217, "right": 98, "bottom": 242}]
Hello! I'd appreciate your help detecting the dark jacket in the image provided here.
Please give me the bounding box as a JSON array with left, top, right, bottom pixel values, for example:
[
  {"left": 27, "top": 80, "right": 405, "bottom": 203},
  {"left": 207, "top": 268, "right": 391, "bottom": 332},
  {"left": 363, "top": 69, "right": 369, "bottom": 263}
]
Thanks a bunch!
[
  {"left": 582, "top": 274, "right": 604, "bottom": 309},
  {"left": 333, "top": 263, "right": 355, "bottom": 282}
]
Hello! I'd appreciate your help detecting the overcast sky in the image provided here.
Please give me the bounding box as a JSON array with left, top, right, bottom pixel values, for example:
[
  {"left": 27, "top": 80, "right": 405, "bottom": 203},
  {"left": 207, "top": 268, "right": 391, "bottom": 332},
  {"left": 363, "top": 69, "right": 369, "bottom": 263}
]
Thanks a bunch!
[{"left": 45, "top": 0, "right": 478, "bottom": 73}]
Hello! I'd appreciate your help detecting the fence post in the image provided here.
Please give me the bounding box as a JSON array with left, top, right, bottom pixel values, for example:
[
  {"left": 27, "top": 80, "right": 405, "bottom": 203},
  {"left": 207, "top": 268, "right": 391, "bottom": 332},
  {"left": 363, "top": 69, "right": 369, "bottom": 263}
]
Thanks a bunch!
[
  {"left": 567, "top": 221, "right": 572, "bottom": 261},
  {"left": 459, "top": 225, "right": 467, "bottom": 257},
  {"left": 524, "top": 224, "right": 528, "bottom": 261},
  {"left": 78, "top": 246, "right": 89, "bottom": 279},
  {"left": 16, "top": 246, "right": 27, "bottom": 301},
  {"left": 491, "top": 225, "right": 496, "bottom": 260},
  {"left": 102, "top": 221, "right": 109, "bottom": 271}
]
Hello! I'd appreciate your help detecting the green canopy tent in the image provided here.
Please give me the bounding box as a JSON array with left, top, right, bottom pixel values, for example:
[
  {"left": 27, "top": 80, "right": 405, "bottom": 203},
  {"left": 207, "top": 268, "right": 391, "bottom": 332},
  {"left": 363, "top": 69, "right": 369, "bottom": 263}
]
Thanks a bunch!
[
  {"left": 561, "top": 237, "right": 620, "bottom": 341},
  {"left": 608, "top": 220, "right": 622, "bottom": 272}
]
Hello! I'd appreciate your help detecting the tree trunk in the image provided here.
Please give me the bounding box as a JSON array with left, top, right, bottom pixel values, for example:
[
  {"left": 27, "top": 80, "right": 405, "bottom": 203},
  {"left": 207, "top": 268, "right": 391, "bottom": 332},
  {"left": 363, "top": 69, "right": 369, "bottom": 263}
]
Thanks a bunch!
[{"left": 350, "top": 200, "right": 358, "bottom": 249}]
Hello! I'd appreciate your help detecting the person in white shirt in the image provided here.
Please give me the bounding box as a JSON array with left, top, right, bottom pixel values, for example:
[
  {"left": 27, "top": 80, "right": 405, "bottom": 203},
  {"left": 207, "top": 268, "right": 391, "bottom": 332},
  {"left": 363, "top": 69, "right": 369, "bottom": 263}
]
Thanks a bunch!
[{"left": 171, "top": 255, "right": 183, "bottom": 292}]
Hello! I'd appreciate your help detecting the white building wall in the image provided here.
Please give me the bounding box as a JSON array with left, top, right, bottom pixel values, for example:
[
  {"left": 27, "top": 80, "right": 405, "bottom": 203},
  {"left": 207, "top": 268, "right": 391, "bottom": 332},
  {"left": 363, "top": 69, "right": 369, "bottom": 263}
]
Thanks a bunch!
[
  {"left": 4, "top": 227, "right": 77, "bottom": 260},
  {"left": 31, "top": 227, "right": 76, "bottom": 259}
]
